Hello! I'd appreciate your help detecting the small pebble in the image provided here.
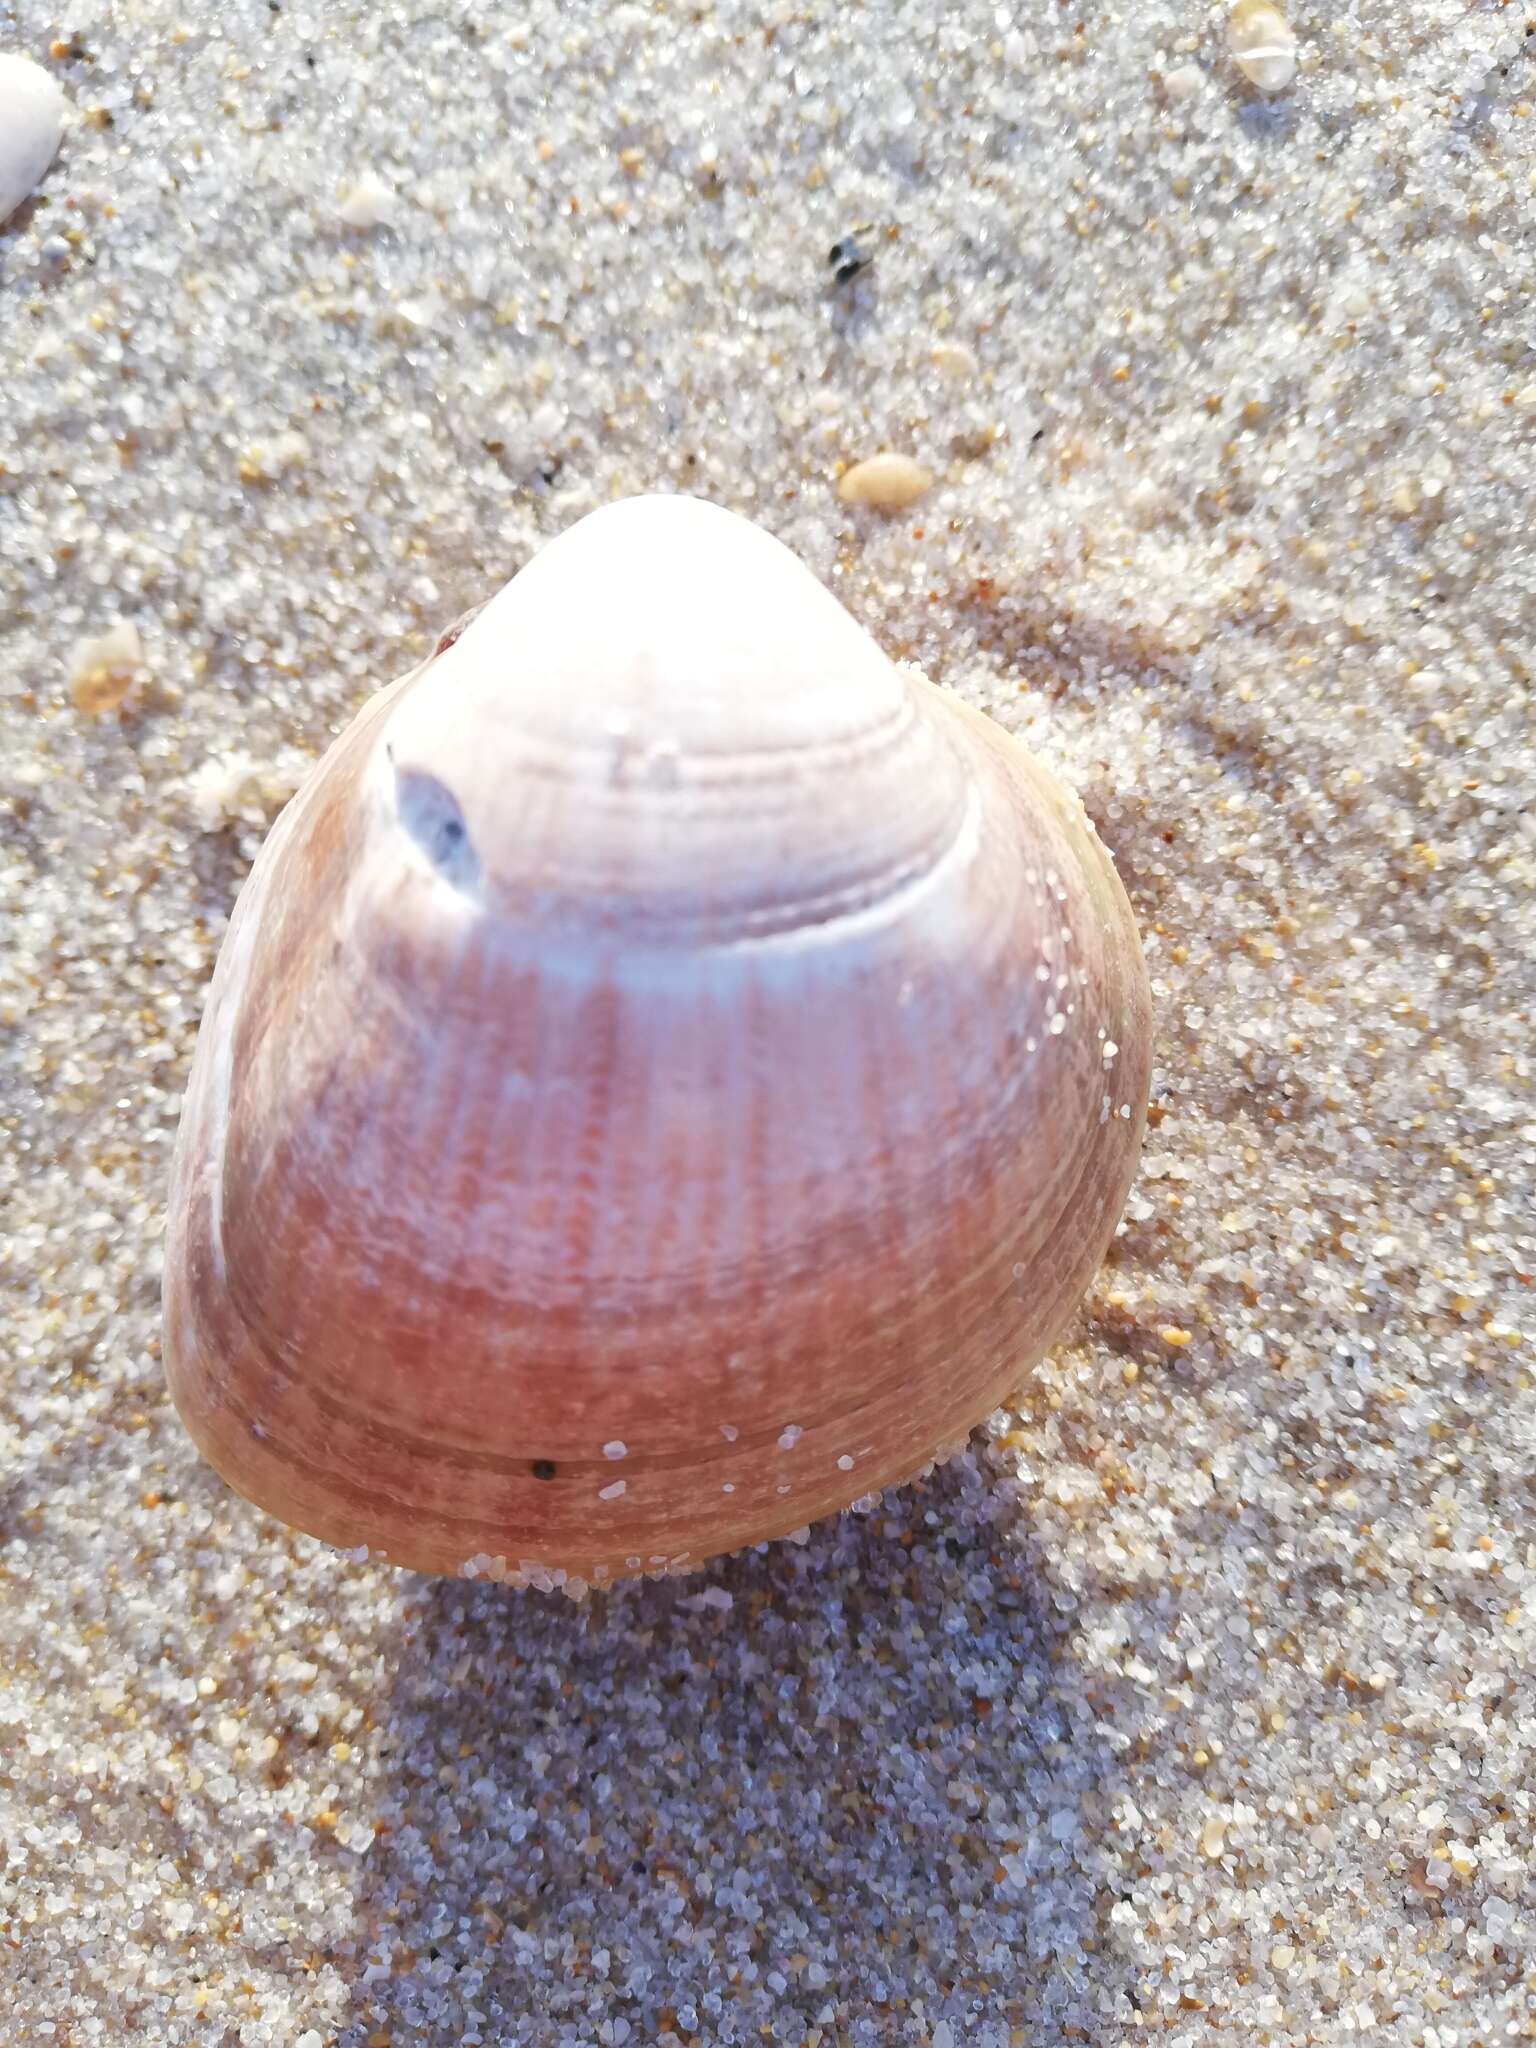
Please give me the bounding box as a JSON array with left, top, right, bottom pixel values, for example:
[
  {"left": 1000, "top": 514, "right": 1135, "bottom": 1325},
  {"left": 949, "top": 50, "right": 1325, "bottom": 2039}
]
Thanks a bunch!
[
  {"left": 0, "top": 53, "right": 66, "bottom": 226},
  {"left": 1163, "top": 62, "right": 1204, "bottom": 103},
  {"left": 68, "top": 622, "right": 142, "bottom": 715},
  {"left": 837, "top": 453, "right": 933, "bottom": 510},
  {"left": 1227, "top": 0, "right": 1297, "bottom": 92},
  {"left": 931, "top": 340, "right": 978, "bottom": 382}
]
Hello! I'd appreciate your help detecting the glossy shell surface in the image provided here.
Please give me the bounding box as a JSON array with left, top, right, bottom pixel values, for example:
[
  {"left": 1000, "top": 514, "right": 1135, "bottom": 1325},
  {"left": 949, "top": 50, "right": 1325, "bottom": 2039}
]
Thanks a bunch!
[{"left": 163, "top": 494, "right": 1152, "bottom": 1585}]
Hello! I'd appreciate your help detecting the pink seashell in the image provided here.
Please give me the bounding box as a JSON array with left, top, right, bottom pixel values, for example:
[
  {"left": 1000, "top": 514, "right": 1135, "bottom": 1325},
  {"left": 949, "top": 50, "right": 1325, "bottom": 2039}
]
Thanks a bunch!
[{"left": 163, "top": 495, "right": 1151, "bottom": 1583}]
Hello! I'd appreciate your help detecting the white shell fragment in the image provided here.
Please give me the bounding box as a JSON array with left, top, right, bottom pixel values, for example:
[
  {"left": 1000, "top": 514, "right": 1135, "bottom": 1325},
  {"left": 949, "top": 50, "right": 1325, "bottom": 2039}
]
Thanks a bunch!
[
  {"left": 337, "top": 169, "right": 396, "bottom": 229},
  {"left": 1227, "top": 0, "right": 1297, "bottom": 93},
  {"left": 837, "top": 453, "right": 934, "bottom": 510},
  {"left": 0, "top": 54, "right": 66, "bottom": 227}
]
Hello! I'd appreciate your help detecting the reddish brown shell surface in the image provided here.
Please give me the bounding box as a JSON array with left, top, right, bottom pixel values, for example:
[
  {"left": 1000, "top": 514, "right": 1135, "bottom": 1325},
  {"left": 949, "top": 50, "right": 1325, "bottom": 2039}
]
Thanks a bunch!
[{"left": 163, "top": 495, "right": 1152, "bottom": 1588}]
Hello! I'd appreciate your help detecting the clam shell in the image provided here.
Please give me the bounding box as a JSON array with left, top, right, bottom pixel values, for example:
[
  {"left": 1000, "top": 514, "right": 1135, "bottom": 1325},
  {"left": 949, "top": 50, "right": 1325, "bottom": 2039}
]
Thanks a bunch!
[
  {"left": 164, "top": 495, "right": 1152, "bottom": 1583},
  {"left": 0, "top": 54, "right": 66, "bottom": 227}
]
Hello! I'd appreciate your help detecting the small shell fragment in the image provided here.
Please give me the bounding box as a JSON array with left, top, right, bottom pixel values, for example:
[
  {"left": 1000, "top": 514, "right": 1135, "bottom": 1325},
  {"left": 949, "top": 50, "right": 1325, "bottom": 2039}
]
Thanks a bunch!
[
  {"left": 337, "top": 169, "right": 396, "bottom": 229},
  {"left": 0, "top": 55, "right": 65, "bottom": 226},
  {"left": 837, "top": 453, "right": 933, "bottom": 510},
  {"left": 1227, "top": 0, "right": 1297, "bottom": 93}
]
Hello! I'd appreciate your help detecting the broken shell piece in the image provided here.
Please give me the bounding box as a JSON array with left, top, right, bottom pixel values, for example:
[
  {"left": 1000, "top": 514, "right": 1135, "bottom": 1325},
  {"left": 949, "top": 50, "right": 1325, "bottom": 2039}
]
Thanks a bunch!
[{"left": 337, "top": 169, "right": 396, "bottom": 229}]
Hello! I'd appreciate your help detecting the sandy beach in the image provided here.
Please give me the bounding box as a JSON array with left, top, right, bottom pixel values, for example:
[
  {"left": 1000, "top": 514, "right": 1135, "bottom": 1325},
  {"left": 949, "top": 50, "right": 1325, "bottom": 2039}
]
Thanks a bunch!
[{"left": 3, "top": 0, "right": 1534, "bottom": 2041}]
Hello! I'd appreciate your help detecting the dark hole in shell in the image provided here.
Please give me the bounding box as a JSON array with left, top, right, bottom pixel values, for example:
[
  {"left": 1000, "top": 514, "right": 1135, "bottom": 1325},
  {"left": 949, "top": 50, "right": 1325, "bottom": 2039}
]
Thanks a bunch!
[{"left": 393, "top": 763, "right": 482, "bottom": 893}]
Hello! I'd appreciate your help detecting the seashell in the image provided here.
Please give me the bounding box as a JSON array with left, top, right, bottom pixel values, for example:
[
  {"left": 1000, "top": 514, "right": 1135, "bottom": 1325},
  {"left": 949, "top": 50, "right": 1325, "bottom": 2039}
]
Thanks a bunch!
[
  {"left": 1227, "top": 0, "right": 1297, "bottom": 93},
  {"left": 0, "top": 54, "right": 66, "bottom": 227},
  {"left": 837, "top": 452, "right": 933, "bottom": 510},
  {"left": 163, "top": 494, "right": 1152, "bottom": 1585}
]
